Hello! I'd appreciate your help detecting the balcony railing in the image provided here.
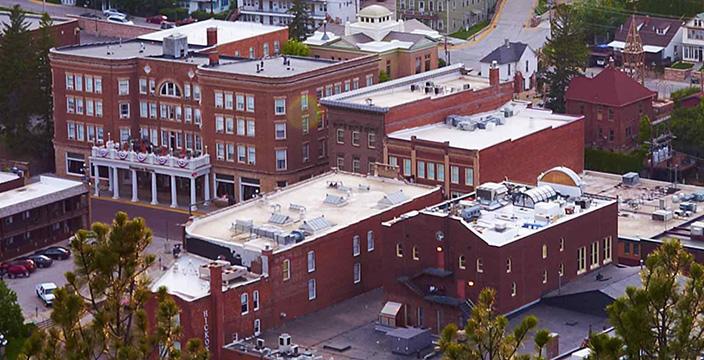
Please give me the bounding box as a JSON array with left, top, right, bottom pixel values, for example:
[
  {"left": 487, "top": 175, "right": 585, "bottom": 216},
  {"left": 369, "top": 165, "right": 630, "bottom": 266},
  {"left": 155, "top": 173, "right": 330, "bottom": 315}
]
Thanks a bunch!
[{"left": 90, "top": 145, "right": 210, "bottom": 171}]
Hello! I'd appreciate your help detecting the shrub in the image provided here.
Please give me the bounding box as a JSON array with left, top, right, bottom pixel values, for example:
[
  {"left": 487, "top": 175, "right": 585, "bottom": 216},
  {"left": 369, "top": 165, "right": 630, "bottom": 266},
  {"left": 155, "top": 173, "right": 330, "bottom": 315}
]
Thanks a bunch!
[
  {"left": 671, "top": 61, "right": 694, "bottom": 70},
  {"left": 585, "top": 148, "right": 644, "bottom": 174}
]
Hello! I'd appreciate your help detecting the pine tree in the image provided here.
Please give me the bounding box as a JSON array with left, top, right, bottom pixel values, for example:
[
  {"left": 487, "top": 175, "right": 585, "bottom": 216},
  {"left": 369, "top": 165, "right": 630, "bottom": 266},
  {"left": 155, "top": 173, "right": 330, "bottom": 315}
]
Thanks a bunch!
[
  {"left": 0, "top": 280, "right": 25, "bottom": 339},
  {"left": 32, "top": 13, "right": 55, "bottom": 166},
  {"left": 288, "top": 0, "right": 311, "bottom": 41},
  {"left": 439, "top": 288, "right": 552, "bottom": 360},
  {"left": 20, "top": 212, "right": 209, "bottom": 360},
  {"left": 586, "top": 332, "right": 624, "bottom": 360},
  {"left": 607, "top": 239, "right": 704, "bottom": 359},
  {"left": 540, "top": 4, "right": 588, "bottom": 114}
]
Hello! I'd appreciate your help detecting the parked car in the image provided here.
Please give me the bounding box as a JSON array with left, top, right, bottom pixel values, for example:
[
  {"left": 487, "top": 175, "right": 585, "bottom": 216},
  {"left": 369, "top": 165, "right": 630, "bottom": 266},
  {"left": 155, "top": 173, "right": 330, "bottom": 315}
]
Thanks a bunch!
[
  {"left": 147, "top": 14, "right": 167, "bottom": 24},
  {"left": 20, "top": 254, "right": 53, "bottom": 268},
  {"left": 106, "top": 15, "right": 134, "bottom": 25},
  {"left": 0, "top": 263, "right": 30, "bottom": 278},
  {"left": 35, "top": 246, "right": 71, "bottom": 260},
  {"left": 160, "top": 21, "right": 176, "bottom": 29},
  {"left": 36, "top": 282, "right": 57, "bottom": 306},
  {"left": 103, "top": 8, "right": 127, "bottom": 18},
  {"left": 4, "top": 258, "right": 36, "bottom": 272}
]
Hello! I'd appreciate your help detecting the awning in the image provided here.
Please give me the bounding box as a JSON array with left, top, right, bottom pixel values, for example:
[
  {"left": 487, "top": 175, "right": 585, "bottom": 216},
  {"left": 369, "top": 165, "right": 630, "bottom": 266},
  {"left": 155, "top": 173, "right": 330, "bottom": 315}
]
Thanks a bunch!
[
  {"left": 380, "top": 301, "right": 403, "bottom": 317},
  {"left": 607, "top": 40, "right": 664, "bottom": 54}
]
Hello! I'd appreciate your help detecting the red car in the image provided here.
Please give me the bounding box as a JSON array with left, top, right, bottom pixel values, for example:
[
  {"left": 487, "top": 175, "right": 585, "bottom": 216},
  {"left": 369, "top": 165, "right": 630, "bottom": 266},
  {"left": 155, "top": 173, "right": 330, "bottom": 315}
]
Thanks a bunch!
[
  {"left": 4, "top": 259, "right": 36, "bottom": 272},
  {"left": 0, "top": 263, "right": 30, "bottom": 278},
  {"left": 147, "top": 14, "right": 167, "bottom": 24}
]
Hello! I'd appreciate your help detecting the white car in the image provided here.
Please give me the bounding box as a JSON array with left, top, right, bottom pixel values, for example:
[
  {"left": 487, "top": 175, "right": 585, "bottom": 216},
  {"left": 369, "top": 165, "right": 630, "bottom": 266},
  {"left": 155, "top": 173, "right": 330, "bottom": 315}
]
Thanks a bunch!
[
  {"left": 36, "top": 282, "right": 57, "bottom": 306},
  {"left": 106, "top": 15, "right": 134, "bottom": 25},
  {"left": 103, "top": 8, "right": 126, "bottom": 18}
]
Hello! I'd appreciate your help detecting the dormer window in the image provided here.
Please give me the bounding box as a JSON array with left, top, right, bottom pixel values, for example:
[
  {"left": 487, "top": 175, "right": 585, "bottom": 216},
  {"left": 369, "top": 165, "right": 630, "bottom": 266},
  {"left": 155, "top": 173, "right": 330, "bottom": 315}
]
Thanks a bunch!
[{"left": 160, "top": 81, "right": 182, "bottom": 97}]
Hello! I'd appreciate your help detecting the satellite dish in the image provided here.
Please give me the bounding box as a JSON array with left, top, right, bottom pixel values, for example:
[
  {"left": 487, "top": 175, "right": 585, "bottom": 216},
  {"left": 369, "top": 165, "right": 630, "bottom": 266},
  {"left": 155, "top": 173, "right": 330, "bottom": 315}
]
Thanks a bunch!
[{"left": 435, "top": 230, "right": 444, "bottom": 241}]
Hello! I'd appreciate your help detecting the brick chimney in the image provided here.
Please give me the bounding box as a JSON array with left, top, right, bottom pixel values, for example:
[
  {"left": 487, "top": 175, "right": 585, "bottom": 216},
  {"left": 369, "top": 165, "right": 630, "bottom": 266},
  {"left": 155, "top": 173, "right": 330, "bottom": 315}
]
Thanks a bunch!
[
  {"left": 489, "top": 60, "right": 500, "bottom": 87},
  {"left": 208, "top": 262, "right": 225, "bottom": 359},
  {"left": 545, "top": 332, "right": 560, "bottom": 359},
  {"left": 206, "top": 27, "right": 219, "bottom": 66},
  {"left": 206, "top": 27, "right": 218, "bottom": 46}
]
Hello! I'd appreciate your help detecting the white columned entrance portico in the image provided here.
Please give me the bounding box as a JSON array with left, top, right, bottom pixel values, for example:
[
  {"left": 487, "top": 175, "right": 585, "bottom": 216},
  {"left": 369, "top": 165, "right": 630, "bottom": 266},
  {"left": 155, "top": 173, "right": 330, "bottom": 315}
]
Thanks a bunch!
[
  {"left": 204, "top": 173, "right": 210, "bottom": 205},
  {"left": 93, "top": 163, "right": 100, "bottom": 196},
  {"left": 151, "top": 172, "right": 158, "bottom": 205},
  {"left": 131, "top": 169, "right": 138, "bottom": 202},
  {"left": 112, "top": 167, "right": 119, "bottom": 199},
  {"left": 190, "top": 177, "right": 197, "bottom": 211},
  {"left": 170, "top": 175, "right": 178, "bottom": 208}
]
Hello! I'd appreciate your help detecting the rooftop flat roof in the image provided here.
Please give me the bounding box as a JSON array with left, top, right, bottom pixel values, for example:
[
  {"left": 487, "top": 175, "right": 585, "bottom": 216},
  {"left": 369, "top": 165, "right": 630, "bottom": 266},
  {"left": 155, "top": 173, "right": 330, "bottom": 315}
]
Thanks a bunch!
[
  {"left": 52, "top": 40, "right": 165, "bottom": 59},
  {"left": 581, "top": 170, "right": 704, "bottom": 239},
  {"left": 0, "top": 171, "right": 19, "bottom": 185},
  {"left": 320, "top": 64, "right": 491, "bottom": 111},
  {"left": 137, "top": 19, "right": 284, "bottom": 46},
  {"left": 0, "top": 175, "right": 86, "bottom": 218},
  {"left": 186, "top": 171, "right": 437, "bottom": 253},
  {"left": 387, "top": 101, "right": 580, "bottom": 151},
  {"left": 203, "top": 55, "right": 338, "bottom": 77}
]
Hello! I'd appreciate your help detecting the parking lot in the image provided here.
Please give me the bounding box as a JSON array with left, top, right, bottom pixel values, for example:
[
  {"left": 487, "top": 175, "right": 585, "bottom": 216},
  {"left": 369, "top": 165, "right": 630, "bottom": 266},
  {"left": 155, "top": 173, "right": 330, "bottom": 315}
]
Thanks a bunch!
[{"left": 4, "top": 235, "right": 178, "bottom": 324}]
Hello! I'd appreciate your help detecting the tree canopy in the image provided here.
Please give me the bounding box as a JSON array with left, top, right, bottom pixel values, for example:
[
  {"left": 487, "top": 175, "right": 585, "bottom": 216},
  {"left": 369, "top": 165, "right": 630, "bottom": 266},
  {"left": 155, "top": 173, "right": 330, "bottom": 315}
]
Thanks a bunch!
[
  {"left": 439, "top": 288, "right": 552, "bottom": 360},
  {"left": 0, "top": 280, "right": 24, "bottom": 339},
  {"left": 281, "top": 39, "right": 311, "bottom": 56},
  {"left": 288, "top": 0, "right": 312, "bottom": 41}
]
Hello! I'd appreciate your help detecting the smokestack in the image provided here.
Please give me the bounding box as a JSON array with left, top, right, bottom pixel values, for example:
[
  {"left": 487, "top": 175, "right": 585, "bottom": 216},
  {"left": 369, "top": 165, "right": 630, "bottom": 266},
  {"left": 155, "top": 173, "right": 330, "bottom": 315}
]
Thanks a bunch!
[
  {"left": 489, "top": 60, "right": 499, "bottom": 87},
  {"left": 209, "top": 50, "right": 220, "bottom": 66},
  {"left": 206, "top": 27, "right": 218, "bottom": 47}
]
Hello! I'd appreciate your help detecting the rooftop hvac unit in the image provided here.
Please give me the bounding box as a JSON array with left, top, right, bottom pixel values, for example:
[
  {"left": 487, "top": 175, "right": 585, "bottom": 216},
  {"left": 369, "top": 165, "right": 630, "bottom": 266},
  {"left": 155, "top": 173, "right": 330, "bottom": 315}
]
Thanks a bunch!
[
  {"left": 279, "top": 334, "right": 292, "bottom": 354},
  {"left": 458, "top": 121, "right": 476, "bottom": 131},
  {"left": 622, "top": 172, "right": 640, "bottom": 186},
  {"left": 652, "top": 209, "right": 673, "bottom": 222},
  {"left": 503, "top": 107, "right": 514, "bottom": 117},
  {"left": 680, "top": 202, "right": 697, "bottom": 212},
  {"left": 256, "top": 338, "right": 265, "bottom": 349},
  {"left": 463, "top": 83, "right": 472, "bottom": 90},
  {"left": 691, "top": 222, "right": 704, "bottom": 237},
  {"left": 461, "top": 205, "right": 481, "bottom": 222},
  {"left": 221, "top": 265, "right": 248, "bottom": 283}
]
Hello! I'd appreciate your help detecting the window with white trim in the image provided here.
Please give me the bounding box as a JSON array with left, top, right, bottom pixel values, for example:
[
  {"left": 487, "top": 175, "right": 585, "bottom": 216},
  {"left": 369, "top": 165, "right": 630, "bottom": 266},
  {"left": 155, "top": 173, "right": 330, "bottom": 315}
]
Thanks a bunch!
[
  {"left": 253, "top": 290, "right": 260, "bottom": 311},
  {"left": 602, "top": 236, "right": 612, "bottom": 264},
  {"left": 247, "top": 119, "right": 255, "bottom": 137},
  {"left": 353, "top": 263, "right": 361, "bottom": 284},
  {"left": 308, "top": 279, "right": 316, "bottom": 300},
  {"left": 274, "top": 98, "right": 286, "bottom": 115},
  {"left": 506, "top": 258, "right": 511, "bottom": 273},
  {"left": 225, "top": 92, "right": 233, "bottom": 110},
  {"left": 511, "top": 282, "right": 517, "bottom": 297},
  {"left": 590, "top": 241, "right": 599, "bottom": 269},
  {"left": 253, "top": 319, "right": 261, "bottom": 335},
  {"left": 396, "top": 243, "right": 403, "bottom": 257},
  {"left": 75, "top": 75, "right": 83, "bottom": 91},
  {"left": 118, "top": 79, "right": 129, "bottom": 95},
  {"left": 275, "top": 149, "right": 287, "bottom": 170},
  {"left": 247, "top": 146, "right": 256, "bottom": 164},
  {"left": 417, "top": 160, "right": 425, "bottom": 178},
  {"left": 353, "top": 235, "right": 360, "bottom": 256},
  {"left": 577, "top": 246, "right": 586, "bottom": 274},
  {"left": 94, "top": 77, "right": 102, "bottom": 93},
  {"left": 307, "top": 250, "right": 315, "bottom": 272},
  {"left": 367, "top": 230, "right": 374, "bottom": 251},
  {"left": 236, "top": 94, "right": 245, "bottom": 111},
  {"left": 246, "top": 95, "right": 255, "bottom": 112},
  {"left": 283, "top": 259, "right": 290, "bottom": 280},
  {"left": 139, "top": 78, "right": 147, "bottom": 94},
  {"left": 241, "top": 293, "right": 249, "bottom": 314},
  {"left": 403, "top": 159, "right": 411, "bottom": 176},
  {"left": 65, "top": 73, "right": 74, "bottom": 90},
  {"left": 275, "top": 122, "right": 286, "bottom": 139},
  {"left": 65, "top": 152, "right": 85, "bottom": 176},
  {"left": 465, "top": 168, "right": 474, "bottom": 186},
  {"left": 215, "top": 91, "right": 224, "bottom": 108},
  {"left": 476, "top": 258, "right": 483, "bottom": 273}
]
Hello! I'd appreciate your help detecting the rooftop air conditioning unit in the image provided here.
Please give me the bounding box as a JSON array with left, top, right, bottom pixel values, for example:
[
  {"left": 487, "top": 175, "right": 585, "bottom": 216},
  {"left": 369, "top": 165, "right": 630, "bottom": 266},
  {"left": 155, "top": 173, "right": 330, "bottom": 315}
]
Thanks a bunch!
[
  {"left": 256, "top": 338, "right": 265, "bottom": 349},
  {"left": 463, "top": 83, "right": 472, "bottom": 90},
  {"left": 279, "top": 334, "right": 292, "bottom": 354},
  {"left": 652, "top": 209, "right": 673, "bottom": 222}
]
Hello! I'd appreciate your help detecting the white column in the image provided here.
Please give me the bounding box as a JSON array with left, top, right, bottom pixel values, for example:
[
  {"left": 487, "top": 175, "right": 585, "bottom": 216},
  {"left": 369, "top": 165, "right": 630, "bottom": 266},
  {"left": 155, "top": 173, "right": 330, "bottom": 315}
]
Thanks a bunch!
[
  {"left": 131, "top": 170, "right": 138, "bottom": 202},
  {"left": 212, "top": 173, "right": 218, "bottom": 200},
  {"left": 112, "top": 167, "right": 120, "bottom": 199},
  {"left": 170, "top": 175, "right": 177, "bottom": 208},
  {"left": 151, "top": 172, "right": 158, "bottom": 205},
  {"left": 204, "top": 173, "right": 210, "bottom": 205},
  {"left": 93, "top": 164, "right": 100, "bottom": 196},
  {"left": 108, "top": 166, "right": 113, "bottom": 191},
  {"left": 190, "top": 177, "right": 197, "bottom": 211}
]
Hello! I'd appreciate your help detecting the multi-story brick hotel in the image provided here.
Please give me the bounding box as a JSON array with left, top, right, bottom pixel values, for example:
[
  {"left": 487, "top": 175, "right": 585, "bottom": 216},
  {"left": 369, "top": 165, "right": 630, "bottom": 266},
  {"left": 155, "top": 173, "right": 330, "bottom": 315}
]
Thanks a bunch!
[{"left": 50, "top": 20, "right": 379, "bottom": 209}]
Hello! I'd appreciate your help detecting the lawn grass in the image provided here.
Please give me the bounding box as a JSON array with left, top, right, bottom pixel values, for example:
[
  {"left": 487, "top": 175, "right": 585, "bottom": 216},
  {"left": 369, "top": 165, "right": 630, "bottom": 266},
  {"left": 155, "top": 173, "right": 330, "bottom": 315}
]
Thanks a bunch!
[
  {"left": 671, "top": 61, "right": 694, "bottom": 70},
  {"left": 449, "top": 20, "right": 490, "bottom": 40}
]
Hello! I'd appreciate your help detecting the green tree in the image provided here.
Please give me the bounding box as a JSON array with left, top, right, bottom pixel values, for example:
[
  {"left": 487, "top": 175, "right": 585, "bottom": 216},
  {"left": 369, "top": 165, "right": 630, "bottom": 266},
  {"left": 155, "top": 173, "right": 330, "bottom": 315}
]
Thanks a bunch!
[
  {"left": 20, "top": 212, "right": 208, "bottom": 360},
  {"left": 281, "top": 39, "right": 311, "bottom": 56},
  {"left": 540, "top": 4, "right": 588, "bottom": 113},
  {"left": 668, "top": 99, "right": 704, "bottom": 157},
  {"left": 379, "top": 70, "right": 391, "bottom": 83},
  {"left": 288, "top": 0, "right": 311, "bottom": 41},
  {"left": 0, "top": 280, "right": 24, "bottom": 338},
  {"left": 628, "top": 0, "right": 704, "bottom": 17},
  {"left": 586, "top": 332, "right": 624, "bottom": 360},
  {"left": 439, "top": 288, "right": 552, "bottom": 360},
  {"left": 572, "top": 0, "right": 627, "bottom": 44},
  {"left": 607, "top": 239, "right": 704, "bottom": 360},
  {"left": 33, "top": 12, "right": 55, "bottom": 164}
]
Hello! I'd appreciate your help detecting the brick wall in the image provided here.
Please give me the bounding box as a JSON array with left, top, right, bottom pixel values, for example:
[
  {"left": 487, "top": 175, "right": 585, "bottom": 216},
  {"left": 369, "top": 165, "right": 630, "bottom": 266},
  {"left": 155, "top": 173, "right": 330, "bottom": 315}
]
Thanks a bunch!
[{"left": 68, "top": 15, "right": 155, "bottom": 39}]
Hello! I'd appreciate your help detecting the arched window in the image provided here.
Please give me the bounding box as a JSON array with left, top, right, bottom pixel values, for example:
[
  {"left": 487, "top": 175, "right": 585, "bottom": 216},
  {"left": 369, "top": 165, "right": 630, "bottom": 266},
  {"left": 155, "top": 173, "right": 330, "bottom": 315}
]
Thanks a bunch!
[{"left": 159, "top": 81, "right": 182, "bottom": 97}]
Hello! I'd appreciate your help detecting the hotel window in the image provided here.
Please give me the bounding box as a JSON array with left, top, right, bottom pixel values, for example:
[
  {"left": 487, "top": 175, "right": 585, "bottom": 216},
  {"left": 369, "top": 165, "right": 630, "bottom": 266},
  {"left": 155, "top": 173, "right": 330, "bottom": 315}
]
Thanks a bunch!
[
  {"left": 307, "top": 250, "right": 315, "bottom": 272},
  {"left": 368, "top": 132, "right": 376, "bottom": 149},
  {"left": 577, "top": 246, "right": 586, "bottom": 274},
  {"left": 353, "top": 263, "right": 361, "bottom": 284},
  {"left": 366, "top": 74, "right": 373, "bottom": 86},
  {"left": 215, "top": 92, "right": 224, "bottom": 108},
  {"left": 476, "top": 258, "right": 484, "bottom": 273},
  {"left": 247, "top": 119, "right": 256, "bottom": 136},
  {"left": 226, "top": 144, "right": 235, "bottom": 161},
  {"left": 367, "top": 230, "right": 374, "bottom": 251},
  {"left": 236, "top": 94, "right": 245, "bottom": 110},
  {"left": 417, "top": 160, "right": 426, "bottom": 178},
  {"left": 253, "top": 290, "right": 260, "bottom": 311},
  {"left": 560, "top": 238, "right": 565, "bottom": 252},
  {"left": 119, "top": 103, "right": 130, "bottom": 118},
  {"left": 275, "top": 122, "right": 286, "bottom": 139},
  {"left": 396, "top": 243, "right": 403, "bottom": 257},
  {"left": 301, "top": 92, "right": 309, "bottom": 110},
  {"left": 308, "top": 279, "right": 316, "bottom": 300},
  {"left": 225, "top": 92, "right": 234, "bottom": 110},
  {"left": 193, "top": 85, "right": 201, "bottom": 101},
  {"left": 185, "top": 107, "right": 193, "bottom": 123},
  {"left": 236, "top": 118, "right": 245, "bottom": 136},
  {"left": 427, "top": 163, "right": 435, "bottom": 180},
  {"left": 334, "top": 83, "right": 341, "bottom": 94},
  {"left": 215, "top": 116, "right": 224, "bottom": 133},
  {"left": 353, "top": 78, "right": 359, "bottom": 89},
  {"left": 590, "top": 241, "right": 599, "bottom": 269},
  {"left": 511, "top": 282, "right": 517, "bottom": 297},
  {"left": 87, "top": 125, "right": 95, "bottom": 142},
  {"left": 302, "top": 142, "right": 310, "bottom": 162},
  {"left": 319, "top": 138, "right": 327, "bottom": 158},
  {"left": 76, "top": 98, "right": 84, "bottom": 114},
  {"left": 249, "top": 46, "right": 255, "bottom": 58},
  {"left": 184, "top": 83, "right": 191, "bottom": 98},
  {"left": 274, "top": 98, "right": 286, "bottom": 115},
  {"left": 437, "top": 164, "right": 445, "bottom": 181},
  {"left": 118, "top": 79, "right": 129, "bottom": 95},
  {"left": 465, "top": 168, "right": 474, "bottom": 186},
  {"left": 344, "top": 80, "right": 351, "bottom": 92},
  {"left": 65, "top": 152, "right": 85, "bottom": 176},
  {"left": 246, "top": 95, "right": 255, "bottom": 112},
  {"left": 336, "top": 155, "right": 344, "bottom": 170},
  {"left": 149, "top": 79, "right": 156, "bottom": 94},
  {"left": 67, "top": 122, "right": 76, "bottom": 140},
  {"left": 75, "top": 75, "right": 83, "bottom": 91},
  {"left": 458, "top": 255, "right": 466, "bottom": 269},
  {"left": 85, "top": 76, "right": 93, "bottom": 93},
  {"left": 195, "top": 134, "right": 203, "bottom": 151},
  {"left": 412, "top": 246, "right": 419, "bottom": 260},
  {"left": 559, "top": 263, "right": 565, "bottom": 277},
  {"left": 65, "top": 73, "right": 74, "bottom": 90},
  {"left": 216, "top": 143, "right": 225, "bottom": 160},
  {"left": 353, "top": 235, "right": 360, "bottom": 256},
  {"left": 149, "top": 102, "right": 157, "bottom": 119},
  {"left": 352, "top": 158, "right": 361, "bottom": 173},
  {"left": 336, "top": 129, "right": 345, "bottom": 144},
  {"left": 282, "top": 259, "right": 290, "bottom": 280},
  {"left": 603, "top": 236, "right": 612, "bottom": 264},
  {"left": 139, "top": 78, "right": 147, "bottom": 94},
  {"left": 275, "top": 149, "right": 287, "bottom": 170},
  {"left": 542, "top": 270, "right": 548, "bottom": 284},
  {"left": 274, "top": 40, "right": 280, "bottom": 54},
  {"left": 542, "top": 244, "right": 548, "bottom": 259},
  {"left": 185, "top": 132, "right": 193, "bottom": 150},
  {"left": 66, "top": 96, "right": 75, "bottom": 113},
  {"left": 119, "top": 127, "right": 130, "bottom": 143},
  {"left": 225, "top": 117, "right": 234, "bottom": 134},
  {"left": 325, "top": 85, "right": 333, "bottom": 97},
  {"left": 388, "top": 156, "right": 398, "bottom": 168},
  {"left": 247, "top": 146, "right": 256, "bottom": 164},
  {"left": 140, "top": 101, "right": 148, "bottom": 118},
  {"left": 195, "top": 109, "right": 202, "bottom": 125},
  {"left": 506, "top": 258, "right": 511, "bottom": 273},
  {"left": 241, "top": 293, "right": 249, "bottom": 314},
  {"left": 237, "top": 145, "right": 246, "bottom": 163},
  {"left": 94, "top": 77, "right": 102, "bottom": 94},
  {"left": 302, "top": 115, "right": 309, "bottom": 135},
  {"left": 403, "top": 159, "right": 411, "bottom": 176}
]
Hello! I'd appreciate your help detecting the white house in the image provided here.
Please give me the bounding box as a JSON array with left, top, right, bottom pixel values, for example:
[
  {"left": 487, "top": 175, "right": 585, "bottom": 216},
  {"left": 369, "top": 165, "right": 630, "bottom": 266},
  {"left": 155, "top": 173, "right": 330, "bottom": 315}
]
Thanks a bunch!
[
  {"left": 683, "top": 12, "right": 704, "bottom": 62},
  {"left": 236, "top": 0, "right": 358, "bottom": 29},
  {"left": 479, "top": 40, "right": 538, "bottom": 91}
]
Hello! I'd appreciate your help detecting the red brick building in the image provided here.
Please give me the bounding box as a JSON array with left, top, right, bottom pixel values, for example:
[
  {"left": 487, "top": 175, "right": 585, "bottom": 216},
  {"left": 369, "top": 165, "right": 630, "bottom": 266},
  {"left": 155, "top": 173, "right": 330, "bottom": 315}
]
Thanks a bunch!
[
  {"left": 50, "top": 21, "right": 379, "bottom": 208},
  {"left": 565, "top": 67, "right": 657, "bottom": 151},
  {"left": 385, "top": 101, "right": 585, "bottom": 197},
  {"left": 148, "top": 171, "right": 441, "bottom": 359},
  {"left": 320, "top": 63, "right": 514, "bottom": 176},
  {"left": 382, "top": 167, "right": 618, "bottom": 333}
]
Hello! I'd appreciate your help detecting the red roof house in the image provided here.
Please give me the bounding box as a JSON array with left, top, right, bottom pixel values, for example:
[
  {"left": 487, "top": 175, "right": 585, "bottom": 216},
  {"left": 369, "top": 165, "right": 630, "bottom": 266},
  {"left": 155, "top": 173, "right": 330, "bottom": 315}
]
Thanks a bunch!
[{"left": 566, "top": 67, "right": 657, "bottom": 151}]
